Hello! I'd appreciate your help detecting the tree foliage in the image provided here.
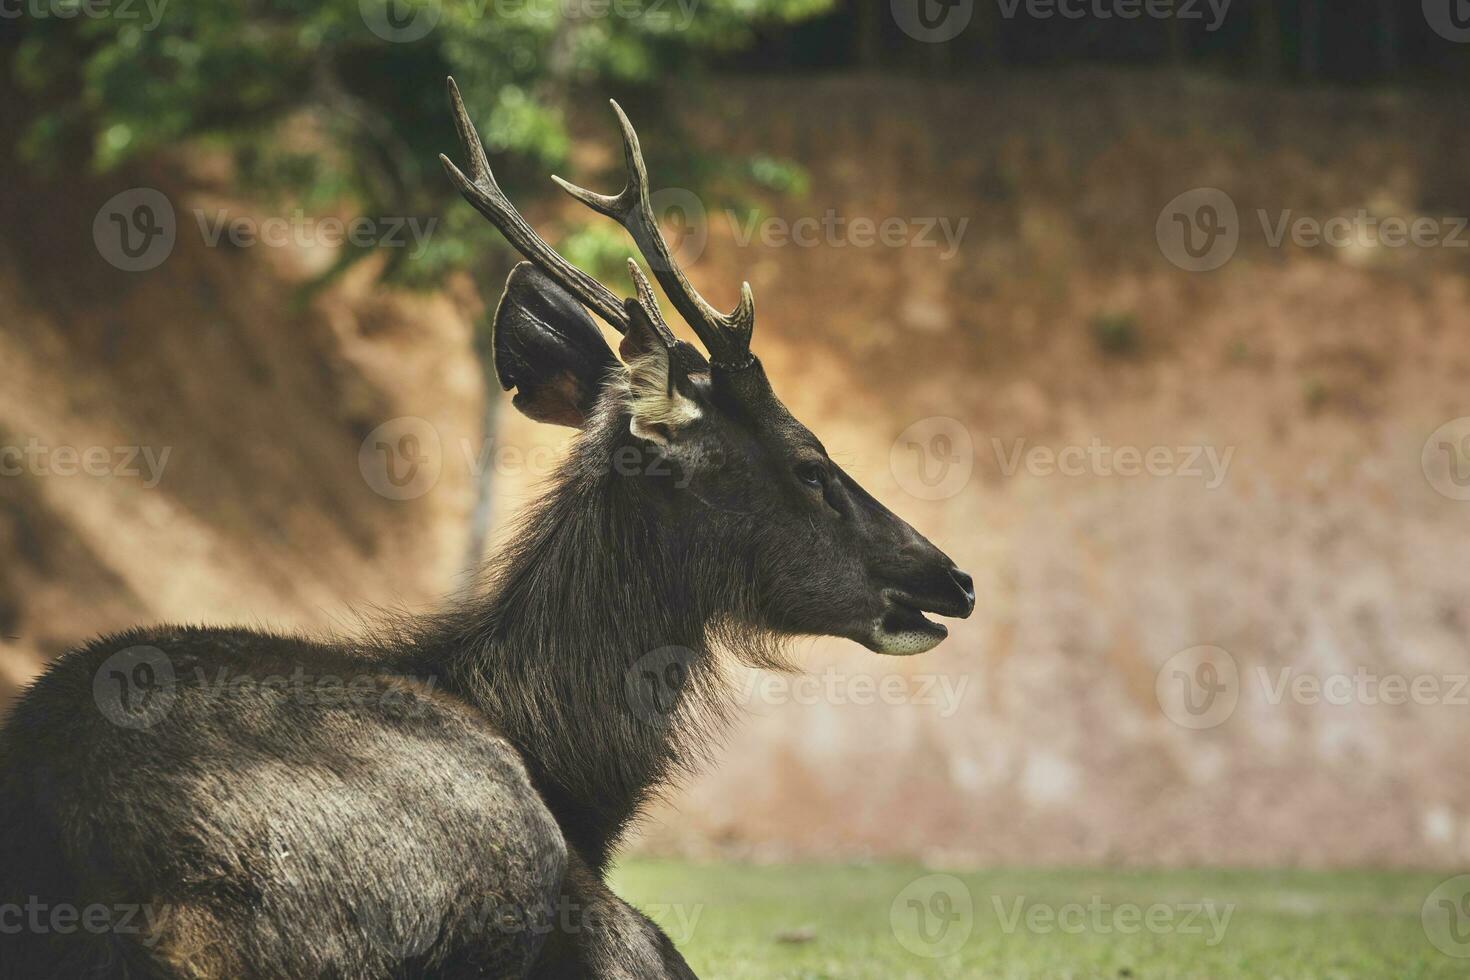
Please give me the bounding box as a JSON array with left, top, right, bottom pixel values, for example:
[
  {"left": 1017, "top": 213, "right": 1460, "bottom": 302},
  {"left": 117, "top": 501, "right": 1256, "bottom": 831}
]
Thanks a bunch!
[{"left": 12, "top": 0, "right": 830, "bottom": 285}]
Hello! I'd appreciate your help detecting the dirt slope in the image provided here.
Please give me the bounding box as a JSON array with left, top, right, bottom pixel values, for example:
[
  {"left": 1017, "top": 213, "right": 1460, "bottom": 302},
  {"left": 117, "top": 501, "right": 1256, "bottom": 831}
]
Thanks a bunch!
[{"left": 0, "top": 126, "right": 485, "bottom": 702}]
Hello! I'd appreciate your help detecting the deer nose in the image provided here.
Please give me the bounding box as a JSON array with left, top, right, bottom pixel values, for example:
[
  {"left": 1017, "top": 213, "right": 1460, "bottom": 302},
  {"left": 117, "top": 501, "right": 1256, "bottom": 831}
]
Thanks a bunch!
[{"left": 949, "top": 567, "right": 976, "bottom": 617}]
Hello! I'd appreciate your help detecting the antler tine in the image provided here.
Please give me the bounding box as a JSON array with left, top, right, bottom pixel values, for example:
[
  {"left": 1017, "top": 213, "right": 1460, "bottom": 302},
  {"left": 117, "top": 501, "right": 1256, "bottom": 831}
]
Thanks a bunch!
[
  {"left": 625, "top": 259, "right": 679, "bottom": 348},
  {"left": 439, "top": 77, "right": 630, "bottom": 335},
  {"left": 552, "top": 100, "right": 756, "bottom": 368}
]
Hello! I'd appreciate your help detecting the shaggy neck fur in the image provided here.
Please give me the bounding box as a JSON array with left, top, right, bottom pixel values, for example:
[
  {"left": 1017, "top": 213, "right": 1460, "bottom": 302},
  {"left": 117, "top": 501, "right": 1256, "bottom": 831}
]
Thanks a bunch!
[{"left": 407, "top": 399, "right": 781, "bottom": 870}]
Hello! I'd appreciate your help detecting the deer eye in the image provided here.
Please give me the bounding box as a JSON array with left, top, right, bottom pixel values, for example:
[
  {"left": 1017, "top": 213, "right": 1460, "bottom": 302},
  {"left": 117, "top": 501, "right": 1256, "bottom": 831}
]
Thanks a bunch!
[{"left": 794, "top": 462, "right": 825, "bottom": 490}]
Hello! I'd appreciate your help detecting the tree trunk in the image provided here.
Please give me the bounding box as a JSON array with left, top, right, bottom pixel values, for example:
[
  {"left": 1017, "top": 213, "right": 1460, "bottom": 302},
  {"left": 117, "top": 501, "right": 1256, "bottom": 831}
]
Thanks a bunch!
[
  {"left": 1299, "top": 0, "right": 1321, "bottom": 82},
  {"left": 1376, "top": 0, "right": 1398, "bottom": 78},
  {"left": 1254, "top": 0, "right": 1281, "bottom": 79},
  {"left": 1166, "top": 2, "right": 1187, "bottom": 68},
  {"left": 855, "top": 0, "right": 882, "bottom": 70},
  {"left": 975, "top": 0, "right": 1000, "bottom": 69},
  {"left": 463, "top": 377, "right": 500, "bottom": 580}
]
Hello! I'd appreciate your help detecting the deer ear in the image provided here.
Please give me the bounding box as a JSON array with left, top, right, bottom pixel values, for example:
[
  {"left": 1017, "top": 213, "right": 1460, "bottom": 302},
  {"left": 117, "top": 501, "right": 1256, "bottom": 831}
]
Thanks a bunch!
[
  {"left": 619, "top": 299, "right": 703, "bottom": 446},
  {"left": 492, "top": 263, "right": 618, "bottom": 428}
]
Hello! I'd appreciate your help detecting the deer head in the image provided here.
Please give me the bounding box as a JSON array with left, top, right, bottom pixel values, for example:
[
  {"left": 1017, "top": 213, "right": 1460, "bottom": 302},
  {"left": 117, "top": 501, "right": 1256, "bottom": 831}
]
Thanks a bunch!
[{"left": 441, "top": 78, "right": 974, "bottom": 656}]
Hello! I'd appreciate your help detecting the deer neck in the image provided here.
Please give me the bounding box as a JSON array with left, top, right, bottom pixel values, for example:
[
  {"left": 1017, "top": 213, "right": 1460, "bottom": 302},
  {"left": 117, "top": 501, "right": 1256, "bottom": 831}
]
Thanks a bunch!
[{"left": 430, "top": 423, "right": 735, "bottom": 870}]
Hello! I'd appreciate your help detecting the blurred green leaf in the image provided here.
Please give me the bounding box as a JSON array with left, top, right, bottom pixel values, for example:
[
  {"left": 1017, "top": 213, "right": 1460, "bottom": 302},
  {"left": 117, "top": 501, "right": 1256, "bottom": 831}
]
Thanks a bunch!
[{"left": 11, "top": 0, "right": 834, "bottom": 286}]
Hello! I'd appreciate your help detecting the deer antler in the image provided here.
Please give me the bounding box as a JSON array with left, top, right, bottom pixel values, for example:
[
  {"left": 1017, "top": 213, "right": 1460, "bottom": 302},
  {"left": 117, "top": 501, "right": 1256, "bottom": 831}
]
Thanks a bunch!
[
  {"left": 552, "top": 101, "right": 756, "bottom": 370},
  {"left": 625, "top": 259, "right": 679, "bottom": 348},
  {"left": 439, "top": 77, "right": 630, "bottom": 335}
]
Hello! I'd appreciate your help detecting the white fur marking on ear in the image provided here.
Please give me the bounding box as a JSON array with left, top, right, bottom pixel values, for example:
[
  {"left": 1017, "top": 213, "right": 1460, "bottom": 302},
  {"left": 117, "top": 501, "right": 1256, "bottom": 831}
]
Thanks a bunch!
[{"left": 621, "top": 351, "right": 701, "bottom": 443}]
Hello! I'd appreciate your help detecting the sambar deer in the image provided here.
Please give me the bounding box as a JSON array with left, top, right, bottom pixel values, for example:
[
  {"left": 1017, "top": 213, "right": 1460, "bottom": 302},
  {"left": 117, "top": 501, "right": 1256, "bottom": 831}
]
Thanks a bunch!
[{"left": 0, "top": 78, "right": 974, "bottom": 978}]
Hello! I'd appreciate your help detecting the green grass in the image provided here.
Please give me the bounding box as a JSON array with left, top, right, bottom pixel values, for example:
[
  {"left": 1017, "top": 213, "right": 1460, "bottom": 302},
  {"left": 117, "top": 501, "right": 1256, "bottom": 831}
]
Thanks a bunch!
[{"left": 610, "top": 860, "right": 1467, "bottom": 979}]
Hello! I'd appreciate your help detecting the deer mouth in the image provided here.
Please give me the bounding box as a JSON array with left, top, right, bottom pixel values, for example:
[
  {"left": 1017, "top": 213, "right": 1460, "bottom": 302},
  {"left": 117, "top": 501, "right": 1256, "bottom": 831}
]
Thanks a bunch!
[
  {"left": 866, "top": 573, "right": 975, "bottom": 656},
  {"left": 870, "top": 595, "right": 951, "bottom": 656}
]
